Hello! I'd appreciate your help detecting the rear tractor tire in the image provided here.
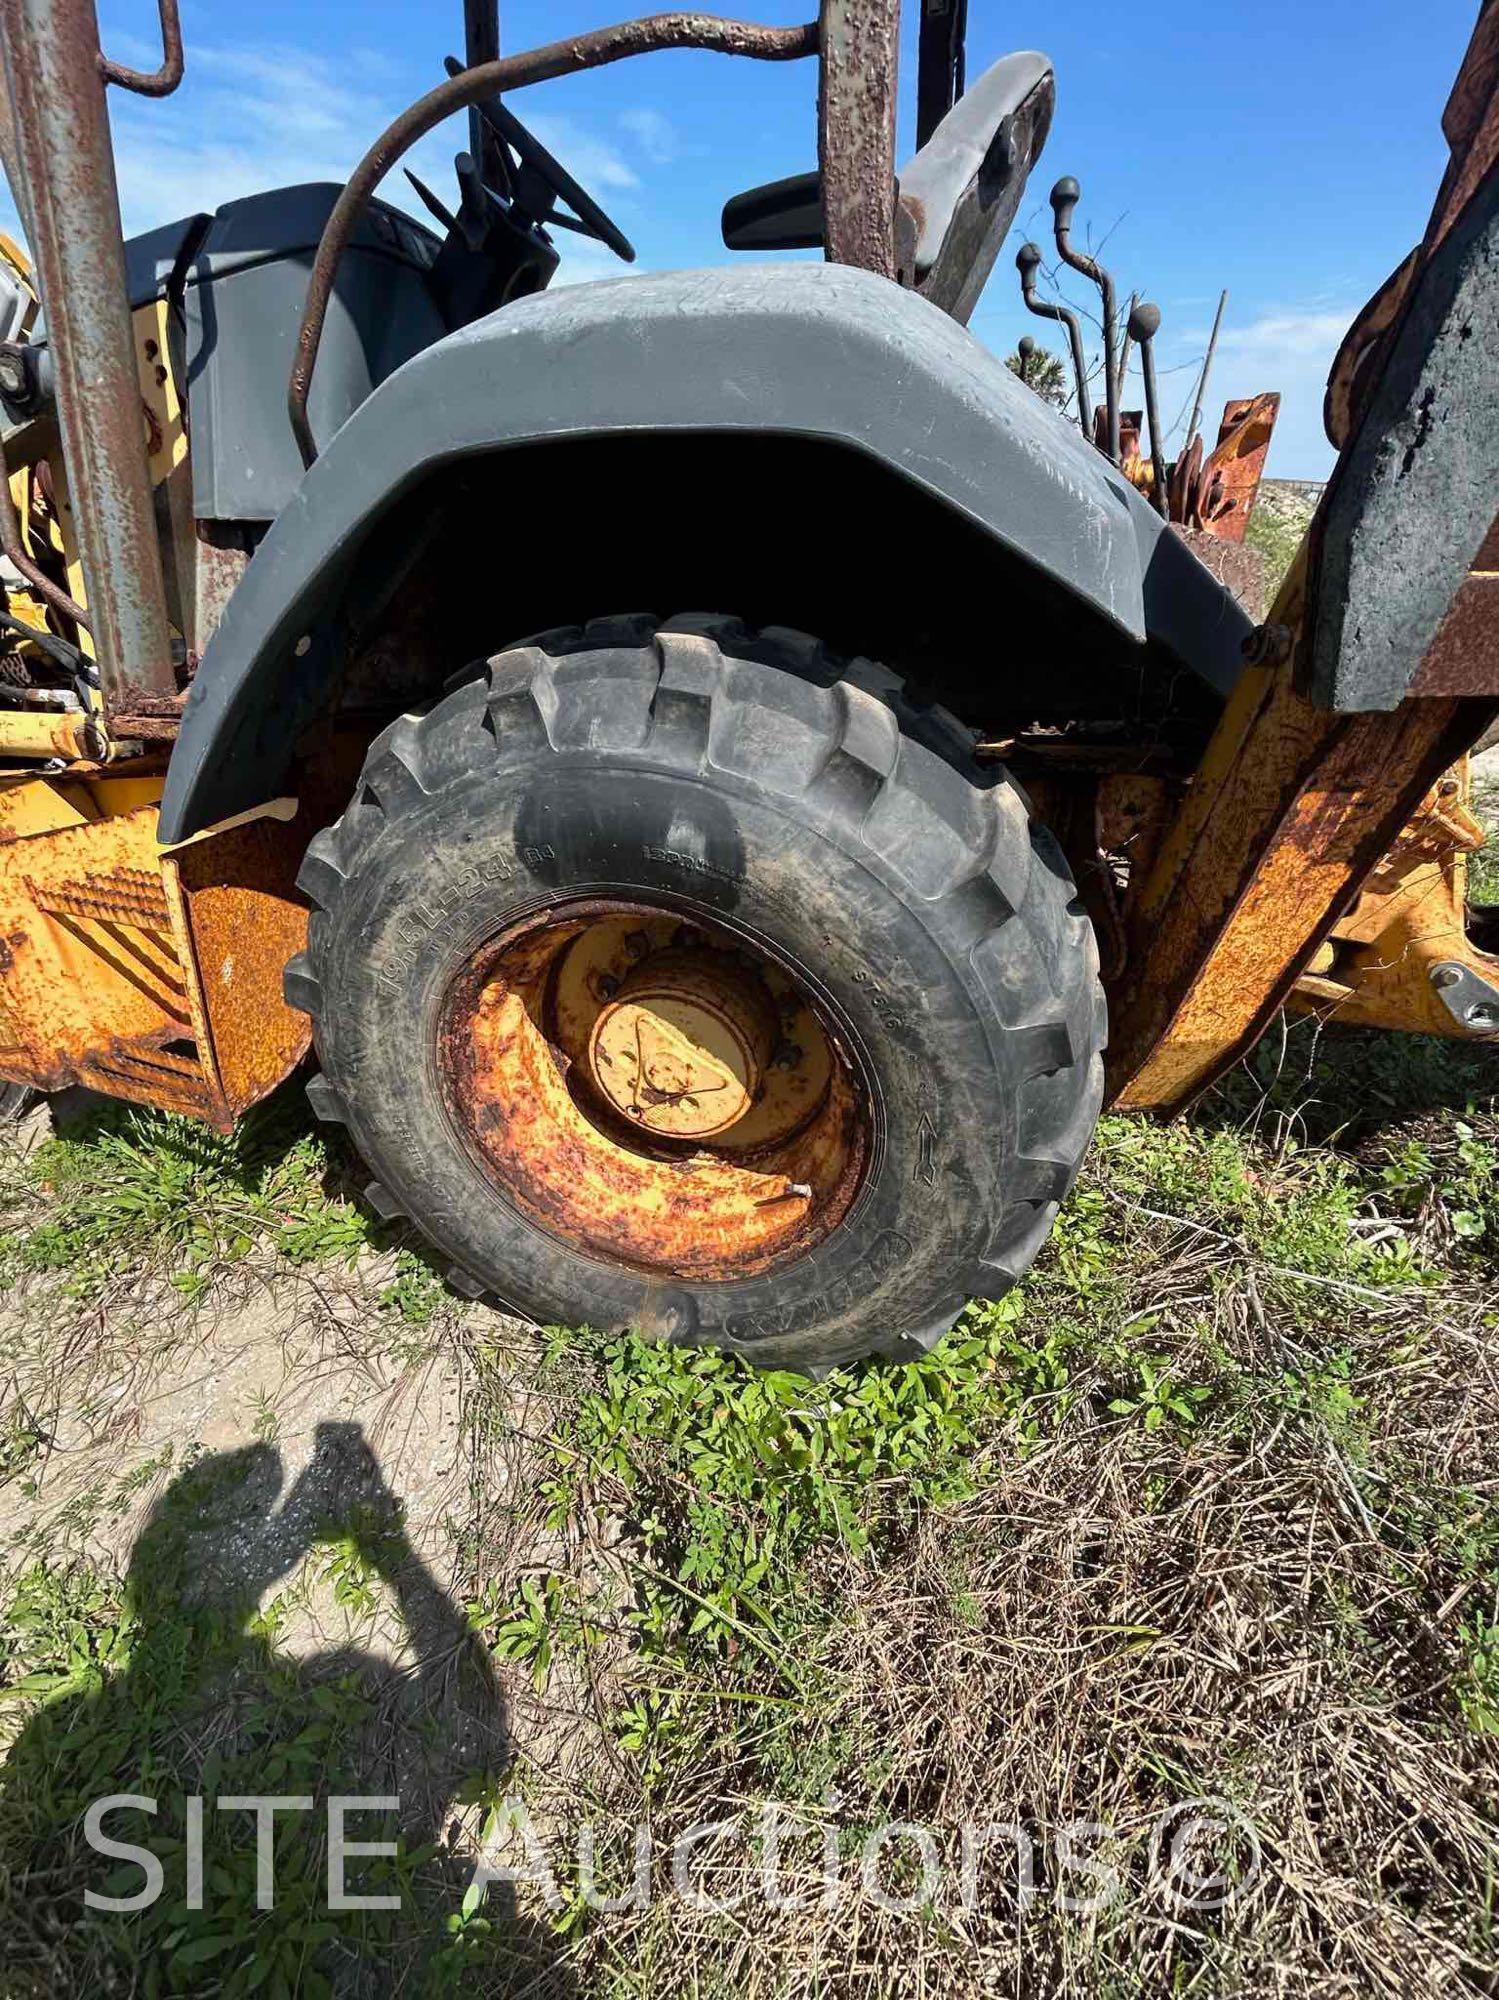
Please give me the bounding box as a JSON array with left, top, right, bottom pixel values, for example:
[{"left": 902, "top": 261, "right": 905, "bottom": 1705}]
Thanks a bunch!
[{"left": 285, "top": 616, "right": 1105, "bottom": 1374}]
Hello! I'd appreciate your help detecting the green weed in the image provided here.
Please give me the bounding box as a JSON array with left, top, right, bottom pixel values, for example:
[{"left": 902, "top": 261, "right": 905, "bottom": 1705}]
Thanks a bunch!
[
  {"left": 379, "top": 1247, "right": 451, "bottom": 1326},
  {"left": 0, "top": 1093, "right": 371, "bottom": 1296},
  {"left": 1456, "top": 1613, "right": 1499, "bottom": 1735},
  {"left": 1107, "top": 1349, "right": 1213, "bottom": 1433}
]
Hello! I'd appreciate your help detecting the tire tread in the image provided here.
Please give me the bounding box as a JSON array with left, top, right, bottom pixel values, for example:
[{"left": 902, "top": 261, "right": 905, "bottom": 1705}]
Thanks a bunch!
[{"left": 295, "top": 619, "right": 1106, "bottom": 1365}]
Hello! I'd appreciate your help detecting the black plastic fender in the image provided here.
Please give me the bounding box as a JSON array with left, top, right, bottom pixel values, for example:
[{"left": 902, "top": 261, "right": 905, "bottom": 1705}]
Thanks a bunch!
[{"left": 159, "top": 262, "right": 1249, "bottom": 842}]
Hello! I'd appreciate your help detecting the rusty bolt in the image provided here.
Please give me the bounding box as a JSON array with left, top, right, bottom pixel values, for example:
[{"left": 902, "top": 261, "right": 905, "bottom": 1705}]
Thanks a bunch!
[{"left": 1241, "top": 623, "right": 1294, "bottom": 668}]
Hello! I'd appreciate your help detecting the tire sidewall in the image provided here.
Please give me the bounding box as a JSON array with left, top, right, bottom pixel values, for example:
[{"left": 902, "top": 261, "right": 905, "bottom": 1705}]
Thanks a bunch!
[{"left": 316, "top": 754, "right": 1020, "bottom": 1368}]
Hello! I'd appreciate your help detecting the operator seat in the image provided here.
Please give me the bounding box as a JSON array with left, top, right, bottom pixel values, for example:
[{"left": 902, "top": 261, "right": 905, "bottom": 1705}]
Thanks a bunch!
[{"left": 721, "top": 50, "right": 1054, "bottom": 326}]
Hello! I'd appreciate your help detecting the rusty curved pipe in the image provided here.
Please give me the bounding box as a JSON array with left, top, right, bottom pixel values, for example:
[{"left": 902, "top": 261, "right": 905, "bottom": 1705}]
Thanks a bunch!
[
  {"left": 1016, "top": 241, "right": 1091, "bottom": 437},
  {"left": 289, "top": 12, "right": 819, "bottom": 467},
  {"left": 0, "top": 446, "right": 90, "bottom": 628},
  {"left": 1049, "top": 176, "right": 1120, "bottom": 463},
  {"left": 98, "top": 0, "right": 183, "bottom": 96}
]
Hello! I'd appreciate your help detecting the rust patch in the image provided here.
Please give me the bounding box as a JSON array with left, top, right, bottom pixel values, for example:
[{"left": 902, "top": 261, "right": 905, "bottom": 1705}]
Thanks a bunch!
[
  {"left": 167, "top": 808, "right": 313, "bottom": 1120},
  {"left": 0, "top": 779, "right": 309, "bottom": 1127},
  {"left": 1411, "top": 572, "right": 1499, "bottom": 697},
  {"left": 1201, "top": 393, "right": 1281, "bottom": 544},
  {"left": 1292, "top": 753, "right": 1499, "bottom": 1037},
  {"left": 818, "top": 0, "right": 900, "bottom": 279},
  {"left": 439, "top": 899, "right": 870, "bottom": 1283}
]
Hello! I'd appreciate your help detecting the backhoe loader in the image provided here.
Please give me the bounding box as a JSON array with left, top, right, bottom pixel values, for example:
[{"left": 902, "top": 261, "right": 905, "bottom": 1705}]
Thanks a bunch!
[{"left": 0, "top": 0, "right": 1493, "bottom": 1373}]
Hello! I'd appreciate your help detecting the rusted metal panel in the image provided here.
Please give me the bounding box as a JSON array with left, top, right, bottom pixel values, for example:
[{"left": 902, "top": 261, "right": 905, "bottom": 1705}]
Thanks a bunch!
[
  {"left": 817, "top": 0, "right": 900, "bottom": 279},
  {"left": 0, "top": 775, "right": 309, "bottom": 1125},
  {"left": 1167, "top": 397, "right": 1280, "bottom": 543},
  {"left": 109, "top": 691, "right": 187, "bottom": 741},
  {"left": 0, "top": 794, "right": 195, "bottom": 1091},
  {"left": 1410, "top": 571, "right": 1499, "bottom": 697},
  {"left": 1290, "top": 756, "right": 1499, "bottom": 1039},
  {"left": 1202, "top": 392, "right": 1279, "bottom": 544},
  {"left": 0, "top": 0, "right": 176, "bottom": 699},
  {"left": 1108, "top": 614, "right": 1486, "bottom": 1108},
  {"left": 164, "top": 812, "right": 311, "bottom": 1120}
]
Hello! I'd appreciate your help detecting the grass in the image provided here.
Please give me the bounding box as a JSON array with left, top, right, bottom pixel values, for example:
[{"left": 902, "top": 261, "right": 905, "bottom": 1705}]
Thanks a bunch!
[
  {"left": 0, "top": 1020, "right": 1496, "bottom": 1995},
  {"left": 1473, "top": 764, "right": 1499, "bottom": 908},
  {"left": 0, "top": 1089, "right": 372, "bottom": 1303},
  {"left": 1245, "top": 484, "right": 1317, "bottom": 603}
]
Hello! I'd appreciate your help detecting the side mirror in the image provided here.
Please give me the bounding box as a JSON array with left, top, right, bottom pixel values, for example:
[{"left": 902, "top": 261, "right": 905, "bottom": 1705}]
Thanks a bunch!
[{"left": 722, "top": 171, "right": 824, "bottom": 252}]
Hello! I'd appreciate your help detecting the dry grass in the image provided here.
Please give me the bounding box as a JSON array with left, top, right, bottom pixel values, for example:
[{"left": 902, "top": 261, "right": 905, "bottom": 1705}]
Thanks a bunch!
[
  {"left": 533, "top": 1141, "right": 1498, "bottom": 1995},
  {"left": 0, "top": 1024, "right": 1497, "bottom": 1996}
]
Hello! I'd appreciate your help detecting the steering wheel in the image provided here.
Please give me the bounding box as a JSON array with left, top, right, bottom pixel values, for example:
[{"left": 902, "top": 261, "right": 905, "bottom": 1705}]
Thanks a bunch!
[{"left": 441, "top": 56, "right": 636, "bottom": 264}]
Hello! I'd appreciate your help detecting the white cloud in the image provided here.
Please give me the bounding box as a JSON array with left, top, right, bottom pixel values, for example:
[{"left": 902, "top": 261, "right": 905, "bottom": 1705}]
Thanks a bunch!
[
  {"left": 522, "top": 114, "right": 638, "bottom": 195},
  {"left": 1161, "top": 302, "right": 1359, "bottom": 482},
  {"left": 1199, "top": 307, "right": 1353, "bottom": 363},
  {"left": 984, "top": 266, "right": 1361, "bottom": 481},
  {"left": 105, "top": 44, "right": 422, "bottom": 235},
  {"left": 618, "top": 107, "right": 679, "bottom": 166},
  {"left": 2, "top": 34, "right": 639, "bottom": 257}
]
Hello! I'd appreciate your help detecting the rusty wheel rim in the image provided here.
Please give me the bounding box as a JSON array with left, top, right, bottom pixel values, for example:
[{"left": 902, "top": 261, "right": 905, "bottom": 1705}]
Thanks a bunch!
[{"left": 437, "top": 898, "right": 875, "bottom": 1282}]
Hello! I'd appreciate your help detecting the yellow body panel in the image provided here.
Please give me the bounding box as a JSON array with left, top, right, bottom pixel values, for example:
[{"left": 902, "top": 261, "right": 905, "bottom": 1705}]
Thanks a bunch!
[{"left": 0, "top": 772, "right": 311, "bottom": 1125}]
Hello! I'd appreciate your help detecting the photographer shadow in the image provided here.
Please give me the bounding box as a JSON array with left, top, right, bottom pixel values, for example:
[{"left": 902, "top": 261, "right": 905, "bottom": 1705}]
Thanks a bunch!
[{"left": 0, "top": 1422, "right": 574, "bottom": 1995}]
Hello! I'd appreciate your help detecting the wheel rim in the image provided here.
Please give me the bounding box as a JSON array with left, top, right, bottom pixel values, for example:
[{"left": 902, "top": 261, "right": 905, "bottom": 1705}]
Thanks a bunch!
[{"left": 437, "top": 898, "right": 873, "bottom": 1281}]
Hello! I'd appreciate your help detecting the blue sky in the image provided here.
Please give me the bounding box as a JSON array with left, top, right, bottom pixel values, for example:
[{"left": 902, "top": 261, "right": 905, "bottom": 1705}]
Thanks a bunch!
[{"left": 7, "top": 1, "right": 1479, "bottom": 475}]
